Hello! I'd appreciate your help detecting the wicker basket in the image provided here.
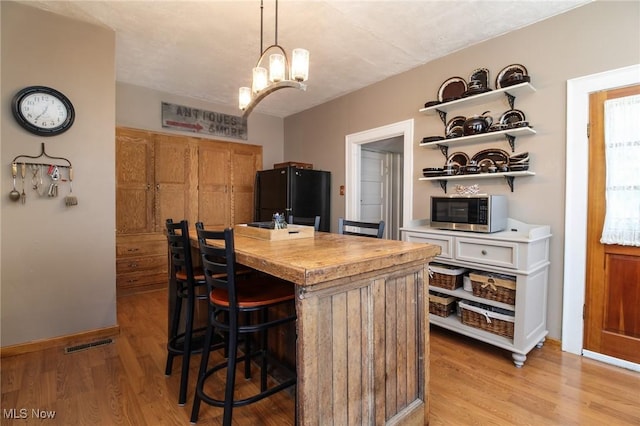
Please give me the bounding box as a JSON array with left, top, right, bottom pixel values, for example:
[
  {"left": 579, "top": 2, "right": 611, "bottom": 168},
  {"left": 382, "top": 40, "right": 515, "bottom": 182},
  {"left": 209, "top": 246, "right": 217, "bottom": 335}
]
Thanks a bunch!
[
  {"left": 459, "top": 300, "right": 515, "bottom": 339},
  {"left": 429, "top": 291, "right": 457, "bottom": 317},
  {"left": 428, "top": 263, "right": 467, "bottom": 290},
  {"left": 469, "top": 272, "right": 516, "bottom": 305}
]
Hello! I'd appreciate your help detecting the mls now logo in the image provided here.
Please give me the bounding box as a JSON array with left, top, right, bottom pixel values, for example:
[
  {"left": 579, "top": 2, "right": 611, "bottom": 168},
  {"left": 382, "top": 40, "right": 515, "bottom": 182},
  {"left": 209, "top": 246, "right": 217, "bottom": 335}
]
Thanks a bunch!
[{"left": 3, "top": 408, "right": 56, "bottom": 419}]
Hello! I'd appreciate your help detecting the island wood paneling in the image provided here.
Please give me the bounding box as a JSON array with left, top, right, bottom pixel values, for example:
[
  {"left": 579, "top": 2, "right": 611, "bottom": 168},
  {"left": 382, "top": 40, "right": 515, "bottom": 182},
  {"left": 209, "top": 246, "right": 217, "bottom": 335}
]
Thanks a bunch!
[{"left": 296, "top": 261, "right": 427, "bottom": 425}]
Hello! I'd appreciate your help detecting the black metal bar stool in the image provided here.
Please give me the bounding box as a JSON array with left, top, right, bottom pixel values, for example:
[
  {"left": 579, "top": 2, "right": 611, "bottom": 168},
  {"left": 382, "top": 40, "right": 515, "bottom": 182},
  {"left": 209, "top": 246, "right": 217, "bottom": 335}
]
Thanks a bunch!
[
  {"left": 288, "top": 215, "right": 321, "bottom": 231},
  {"left": 190, "top": 224, "right": 297, "bottom": 425},
  {"left": 165, "top": 219, "right": 212, "bottom": 406},
  {"left": 338, "top": 217, "right": 385, "bottom": 238}
]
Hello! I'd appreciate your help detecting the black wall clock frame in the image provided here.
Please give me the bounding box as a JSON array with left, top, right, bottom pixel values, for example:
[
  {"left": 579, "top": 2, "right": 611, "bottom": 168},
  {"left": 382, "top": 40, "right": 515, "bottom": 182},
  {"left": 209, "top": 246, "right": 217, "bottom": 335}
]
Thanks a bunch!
[{"left": 11, "top": 86, "right": 75, "bottom": 136}]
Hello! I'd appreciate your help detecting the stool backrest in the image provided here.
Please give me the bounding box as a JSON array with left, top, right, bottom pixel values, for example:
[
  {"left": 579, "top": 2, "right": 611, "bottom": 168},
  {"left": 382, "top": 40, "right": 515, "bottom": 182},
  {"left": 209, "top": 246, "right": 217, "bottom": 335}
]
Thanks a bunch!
[
  {"left": 288, "top": 215, "right": 321, "bottom": 231},
  {"left": 166, "top": 219, "right": 197, "bottom": 282},
  {"left": 337, "top": 218, "right": 385, "bottom": 239},
  {"left": 195, "top": 223, "right": 238, "bottom": 307}
]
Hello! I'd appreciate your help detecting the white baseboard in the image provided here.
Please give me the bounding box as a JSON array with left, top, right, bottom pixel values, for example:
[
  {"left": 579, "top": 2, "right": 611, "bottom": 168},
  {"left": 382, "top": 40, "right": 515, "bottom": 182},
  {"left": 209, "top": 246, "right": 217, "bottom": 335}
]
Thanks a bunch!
[{"left": 582, "top": 350, "right": 640, "bottom": 373}]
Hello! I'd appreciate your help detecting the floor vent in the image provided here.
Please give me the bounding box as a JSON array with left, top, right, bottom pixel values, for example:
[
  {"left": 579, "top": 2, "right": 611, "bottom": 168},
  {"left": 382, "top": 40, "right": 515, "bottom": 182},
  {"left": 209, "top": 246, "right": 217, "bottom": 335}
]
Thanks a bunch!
[{"left": 64, "top": 338, "right": 114, "bottom": 354}]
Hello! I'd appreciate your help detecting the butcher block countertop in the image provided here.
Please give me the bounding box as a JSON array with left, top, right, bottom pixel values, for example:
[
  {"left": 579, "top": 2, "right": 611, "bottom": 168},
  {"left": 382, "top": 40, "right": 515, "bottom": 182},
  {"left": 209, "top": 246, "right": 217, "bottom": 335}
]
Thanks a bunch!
[{"left": 224, "top": 231, "right": 441, "bottom": 286}]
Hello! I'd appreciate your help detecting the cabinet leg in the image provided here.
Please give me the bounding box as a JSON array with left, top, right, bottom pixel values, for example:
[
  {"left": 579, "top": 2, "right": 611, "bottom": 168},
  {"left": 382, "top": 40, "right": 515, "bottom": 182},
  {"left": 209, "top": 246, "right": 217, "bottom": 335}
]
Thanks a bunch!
[
  {"left": 536, "top": 338, "right": 545, "bottom": 349},
  {"left": 512, "top": 352, "right": 526, "bottom": 368}
]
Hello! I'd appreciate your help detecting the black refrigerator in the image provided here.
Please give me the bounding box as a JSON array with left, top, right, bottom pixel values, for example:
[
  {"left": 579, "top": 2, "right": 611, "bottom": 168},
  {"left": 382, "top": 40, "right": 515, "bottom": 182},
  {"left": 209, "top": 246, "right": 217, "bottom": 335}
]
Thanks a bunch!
[{"left": 254, "top": 166, "right": 331, "bottom": 232}]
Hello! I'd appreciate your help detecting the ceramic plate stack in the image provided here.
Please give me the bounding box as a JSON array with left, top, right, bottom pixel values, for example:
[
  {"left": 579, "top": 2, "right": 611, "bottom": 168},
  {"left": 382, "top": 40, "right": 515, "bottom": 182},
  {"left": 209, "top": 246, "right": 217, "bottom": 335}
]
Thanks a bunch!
[
  {"left": 423, "top": 167, "right": 444, "bottom": 177},
  {"left": 509, "top": 152, "right": 529, "bottom": 171}
]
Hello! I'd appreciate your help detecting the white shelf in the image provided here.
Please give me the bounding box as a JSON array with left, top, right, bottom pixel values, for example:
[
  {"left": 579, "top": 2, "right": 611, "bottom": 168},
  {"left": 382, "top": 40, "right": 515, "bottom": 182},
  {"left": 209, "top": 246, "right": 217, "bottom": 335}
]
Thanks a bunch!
[
  {"left": 419, "top": 82, "right": 536, "bottom": 115},
  {"left": 419, "top": 126, "right": 536, "bottom": 150},
  {"left": 429, "top": 314, "right": 517, "bottom": 352},
  {"left": 419, "top": 171, "right": 535, "bottom": 182},
  {"left": 429, "top": 285, "right": 515, "bottom": 311}
]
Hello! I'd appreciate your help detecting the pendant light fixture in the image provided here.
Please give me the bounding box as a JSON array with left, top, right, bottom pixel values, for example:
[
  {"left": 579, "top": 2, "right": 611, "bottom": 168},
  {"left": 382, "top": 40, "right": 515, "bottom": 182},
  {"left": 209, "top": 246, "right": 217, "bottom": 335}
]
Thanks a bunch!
[{"left": 239, "top": 0, "right": 309, "bottom": 118}]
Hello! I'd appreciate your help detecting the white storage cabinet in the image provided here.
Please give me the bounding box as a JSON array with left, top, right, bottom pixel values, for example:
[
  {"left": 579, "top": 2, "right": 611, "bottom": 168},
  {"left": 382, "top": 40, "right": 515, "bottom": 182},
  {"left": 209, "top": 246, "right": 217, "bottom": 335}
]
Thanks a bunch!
[{"left": 402, "top": 218, "right": 551, "bottom": 367}]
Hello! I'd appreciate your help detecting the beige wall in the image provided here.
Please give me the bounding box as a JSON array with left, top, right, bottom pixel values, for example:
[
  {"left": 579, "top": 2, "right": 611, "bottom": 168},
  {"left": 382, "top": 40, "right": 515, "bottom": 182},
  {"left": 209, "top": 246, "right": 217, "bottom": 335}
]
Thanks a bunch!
[
  {"left": 1, "top": 2, "right": 117, "bottom": 346},
  {"left": 0, "top": 2, "right": 285, "bottom": 347},
  {"left": 283, "top": 1, "right": 640, "bottom": 339}
]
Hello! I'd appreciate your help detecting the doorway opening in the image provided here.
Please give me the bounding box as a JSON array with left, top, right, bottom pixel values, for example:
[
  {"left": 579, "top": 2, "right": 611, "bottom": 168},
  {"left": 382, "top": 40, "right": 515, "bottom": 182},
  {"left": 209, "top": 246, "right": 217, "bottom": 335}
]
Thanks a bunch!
[{"left": 345, "top": 119, "right": 414, "bottom": 240}]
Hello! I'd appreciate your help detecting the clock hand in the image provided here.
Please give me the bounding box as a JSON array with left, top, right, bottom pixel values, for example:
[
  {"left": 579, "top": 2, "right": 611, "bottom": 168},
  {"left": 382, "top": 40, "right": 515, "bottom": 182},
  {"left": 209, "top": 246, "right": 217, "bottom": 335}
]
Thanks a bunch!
[{"left": 34, "top": 104, "right": 49, "bottom": 121}]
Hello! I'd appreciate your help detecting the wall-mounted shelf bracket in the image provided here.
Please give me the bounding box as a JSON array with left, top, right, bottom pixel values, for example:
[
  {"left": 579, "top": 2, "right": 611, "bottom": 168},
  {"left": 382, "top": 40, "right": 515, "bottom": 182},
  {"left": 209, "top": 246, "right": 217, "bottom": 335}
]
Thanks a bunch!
[
  {"left": 436, "top": 144, "right": 449, "bottom": 158},
  {"left": 505, "top": 134, "right": 516, "bottom": 152},
  {"left": 436, "top": 109, "right": 447, "bottom": 125},
  {"left": 505, "top": 91, "right": 516, "bottom": 110},
  {"left": 505, "top": 176, "right": 515, "bottom": 192},
  {"left": 438, "top": 180, "right": 448, "bottom": 193}
]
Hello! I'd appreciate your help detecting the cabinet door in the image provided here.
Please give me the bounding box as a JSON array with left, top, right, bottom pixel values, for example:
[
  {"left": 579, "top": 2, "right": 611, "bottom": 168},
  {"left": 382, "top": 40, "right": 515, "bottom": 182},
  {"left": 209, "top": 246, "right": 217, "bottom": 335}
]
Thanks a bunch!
[
  {"left": 154, "top": 134, "right": 196, "bottom": 230},
  {"left": 231, "top": 144, "right": 262, "bottom": 225},
  {"left": 199, "top": 140, "right": 231, "bottom": 228},
  {"left": 116, "top": 128, "right": 154, "bottom": 234}
]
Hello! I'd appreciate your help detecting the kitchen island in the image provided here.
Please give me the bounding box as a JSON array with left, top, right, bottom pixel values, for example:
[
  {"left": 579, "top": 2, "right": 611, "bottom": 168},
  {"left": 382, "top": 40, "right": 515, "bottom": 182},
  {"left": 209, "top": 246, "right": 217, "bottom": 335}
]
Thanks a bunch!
[{"left": 205, "top": 230, "right": 440, "bottom": 425}]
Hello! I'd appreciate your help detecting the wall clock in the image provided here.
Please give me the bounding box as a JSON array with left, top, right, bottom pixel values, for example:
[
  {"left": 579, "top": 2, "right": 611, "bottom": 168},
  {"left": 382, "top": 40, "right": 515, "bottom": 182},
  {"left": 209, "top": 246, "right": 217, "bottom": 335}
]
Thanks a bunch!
[{"left": 11, "top": 86, "right": 75, "bottom": 136}]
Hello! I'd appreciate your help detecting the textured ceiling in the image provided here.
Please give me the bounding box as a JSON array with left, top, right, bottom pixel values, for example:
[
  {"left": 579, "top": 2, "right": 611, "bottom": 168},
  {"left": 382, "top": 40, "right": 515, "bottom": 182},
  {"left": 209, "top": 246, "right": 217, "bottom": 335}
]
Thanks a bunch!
[{"left": 20, "top": 0, "right": 591, "bottom": 117}]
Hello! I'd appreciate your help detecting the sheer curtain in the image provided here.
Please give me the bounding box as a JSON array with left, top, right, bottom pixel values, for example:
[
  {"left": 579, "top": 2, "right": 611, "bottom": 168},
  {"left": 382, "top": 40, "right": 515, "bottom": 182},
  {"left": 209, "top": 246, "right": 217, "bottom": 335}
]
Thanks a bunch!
[{"left": 600, "top": 94, "right": 640, "bottom": 246}]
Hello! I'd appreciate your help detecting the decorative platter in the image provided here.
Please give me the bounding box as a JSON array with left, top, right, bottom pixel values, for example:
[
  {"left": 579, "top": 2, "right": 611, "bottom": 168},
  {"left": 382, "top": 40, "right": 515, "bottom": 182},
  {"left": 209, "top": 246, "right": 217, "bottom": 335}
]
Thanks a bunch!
[
  {"left": 495, "top": 64, "right": 530, "bottom": 89},
  {"left": 445, "top": 116, "right": 466, "bottom": 134},
  {"left": 462, "top": 87, "right": 492, "bottom": 97},
  {"left": 499, "top": 109, "right": 527, "bottom": 126},
  {"left": 446, "top": 151, "right": 470, "bottom": 168},
  {"left": 470, "top": 68, "right": 490, "bottom": 87},
  {"left": 446, "top": 126, "right": 464, "bottom": 139},
  {"left": 471, "top": 148, "right": 510, "bottom": 166},
  {"left": 438, "top": 77, "right": 468, "bottom": 102}
]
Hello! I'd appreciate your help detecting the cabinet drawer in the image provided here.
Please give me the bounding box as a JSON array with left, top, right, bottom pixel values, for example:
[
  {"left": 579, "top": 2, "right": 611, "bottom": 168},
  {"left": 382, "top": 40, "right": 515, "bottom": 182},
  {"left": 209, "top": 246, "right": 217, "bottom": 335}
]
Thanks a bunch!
[
  {"left": 116, "top": 239, "right": 166, "bottom": 257},
  {"left": 404, "top": 232, "right": 453, "bottom": 259},
  {"left": 116, "top": 255, "right": 167, "bottom": 275},
  {"left": 116, "top": 272, "right": 167, "bottom": 290},
  {"left": 456, "top": 238, "right": 519, "bottom": 269}
]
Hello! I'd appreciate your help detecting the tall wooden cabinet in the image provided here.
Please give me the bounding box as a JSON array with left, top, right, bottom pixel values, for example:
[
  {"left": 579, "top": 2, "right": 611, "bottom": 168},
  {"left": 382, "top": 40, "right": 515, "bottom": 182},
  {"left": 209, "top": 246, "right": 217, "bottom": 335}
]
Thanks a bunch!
[
  {"left": 115, "top": 127, "right": 262, "bottom": 295},
  {"left": 115, "top": 129, "right": 155, "bottom": 235},
  {"left": 197, "top": 139, "right": 262, "bottom": 228}
]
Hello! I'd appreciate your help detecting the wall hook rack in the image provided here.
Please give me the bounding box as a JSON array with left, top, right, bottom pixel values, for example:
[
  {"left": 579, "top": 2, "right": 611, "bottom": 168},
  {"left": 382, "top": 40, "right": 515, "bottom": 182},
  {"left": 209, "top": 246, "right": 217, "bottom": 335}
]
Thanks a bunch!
[{"left": 11, "top": 143, "right": 72, "bottom": 168}]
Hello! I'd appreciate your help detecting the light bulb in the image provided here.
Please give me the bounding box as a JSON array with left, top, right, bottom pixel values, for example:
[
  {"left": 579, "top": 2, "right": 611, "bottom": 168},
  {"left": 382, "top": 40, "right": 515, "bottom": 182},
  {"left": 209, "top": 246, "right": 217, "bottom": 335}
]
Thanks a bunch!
[
  {"left": 291, "top": 48, "right": 309, "bottom": 82},
  {"left": 239, "top": 87, "right": 251, "bottom": 110},
  {"left": 252, "top": 67, "right": 268, "bottom": 93},
  {"left": 269, "top": 53, "right": 285, "bottom": 82}
]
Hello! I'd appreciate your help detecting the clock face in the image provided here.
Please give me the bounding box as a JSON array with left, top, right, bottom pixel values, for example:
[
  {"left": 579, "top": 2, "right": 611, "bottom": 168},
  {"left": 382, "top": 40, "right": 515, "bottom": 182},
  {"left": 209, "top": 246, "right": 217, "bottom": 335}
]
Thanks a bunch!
[{"left": 11, "top": 86, "right": 75, "bottom": 136}]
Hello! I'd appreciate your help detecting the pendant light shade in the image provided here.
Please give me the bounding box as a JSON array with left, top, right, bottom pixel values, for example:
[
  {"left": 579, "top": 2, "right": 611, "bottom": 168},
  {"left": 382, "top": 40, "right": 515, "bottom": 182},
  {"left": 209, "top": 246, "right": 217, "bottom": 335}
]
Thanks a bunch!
[
  {"left": 291, "top": 48, "right": 309, "bottom": 82},
  {"left": 239, "top": 87, "right": 251, "bottom": 110},
  {"left": 269, "top": 53, "right": 285, "bottom": 82},
  {"left": 252, "top": 67, "right": 268, "bottom": 93}
]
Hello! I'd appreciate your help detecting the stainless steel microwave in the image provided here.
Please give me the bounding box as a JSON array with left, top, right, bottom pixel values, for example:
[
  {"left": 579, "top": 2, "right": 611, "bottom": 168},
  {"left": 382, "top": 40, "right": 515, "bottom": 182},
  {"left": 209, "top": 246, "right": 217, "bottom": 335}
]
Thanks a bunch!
[{"left": 430, "top": 195, "right": 507, "bottom": 233}]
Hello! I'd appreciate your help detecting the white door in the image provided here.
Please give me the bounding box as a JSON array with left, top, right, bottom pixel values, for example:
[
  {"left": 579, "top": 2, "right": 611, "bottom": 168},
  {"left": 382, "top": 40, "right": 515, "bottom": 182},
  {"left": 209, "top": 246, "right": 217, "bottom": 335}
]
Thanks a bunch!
[{"left": 360, "top": 149, "right": 387, "bottom": 227}]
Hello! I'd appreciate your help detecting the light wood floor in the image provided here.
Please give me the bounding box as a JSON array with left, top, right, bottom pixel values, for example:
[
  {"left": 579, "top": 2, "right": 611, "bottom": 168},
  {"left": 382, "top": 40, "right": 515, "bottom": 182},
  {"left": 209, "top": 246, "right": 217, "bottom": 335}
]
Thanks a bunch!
[{"left": 1, "top": 288, "right": 638, "bottom": 425}]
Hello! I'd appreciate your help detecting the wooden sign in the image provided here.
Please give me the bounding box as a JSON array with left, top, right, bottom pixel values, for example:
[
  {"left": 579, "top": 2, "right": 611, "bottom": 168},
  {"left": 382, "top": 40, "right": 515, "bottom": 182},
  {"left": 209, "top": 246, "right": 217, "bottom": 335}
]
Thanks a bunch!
[{"left": 161, "top": 102, "right": 247, "bottom": 140}]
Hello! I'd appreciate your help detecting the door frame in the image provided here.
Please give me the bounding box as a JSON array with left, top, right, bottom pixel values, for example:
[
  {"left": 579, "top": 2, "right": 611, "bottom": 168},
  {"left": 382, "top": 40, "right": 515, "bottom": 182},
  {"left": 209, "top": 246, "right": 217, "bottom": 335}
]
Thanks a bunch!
[
  {"left": 345, "top": 119, "right": 413, "bottom": 229},
  {"left": 563, "top": 63, "right": 640, "bottom": 371}
]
